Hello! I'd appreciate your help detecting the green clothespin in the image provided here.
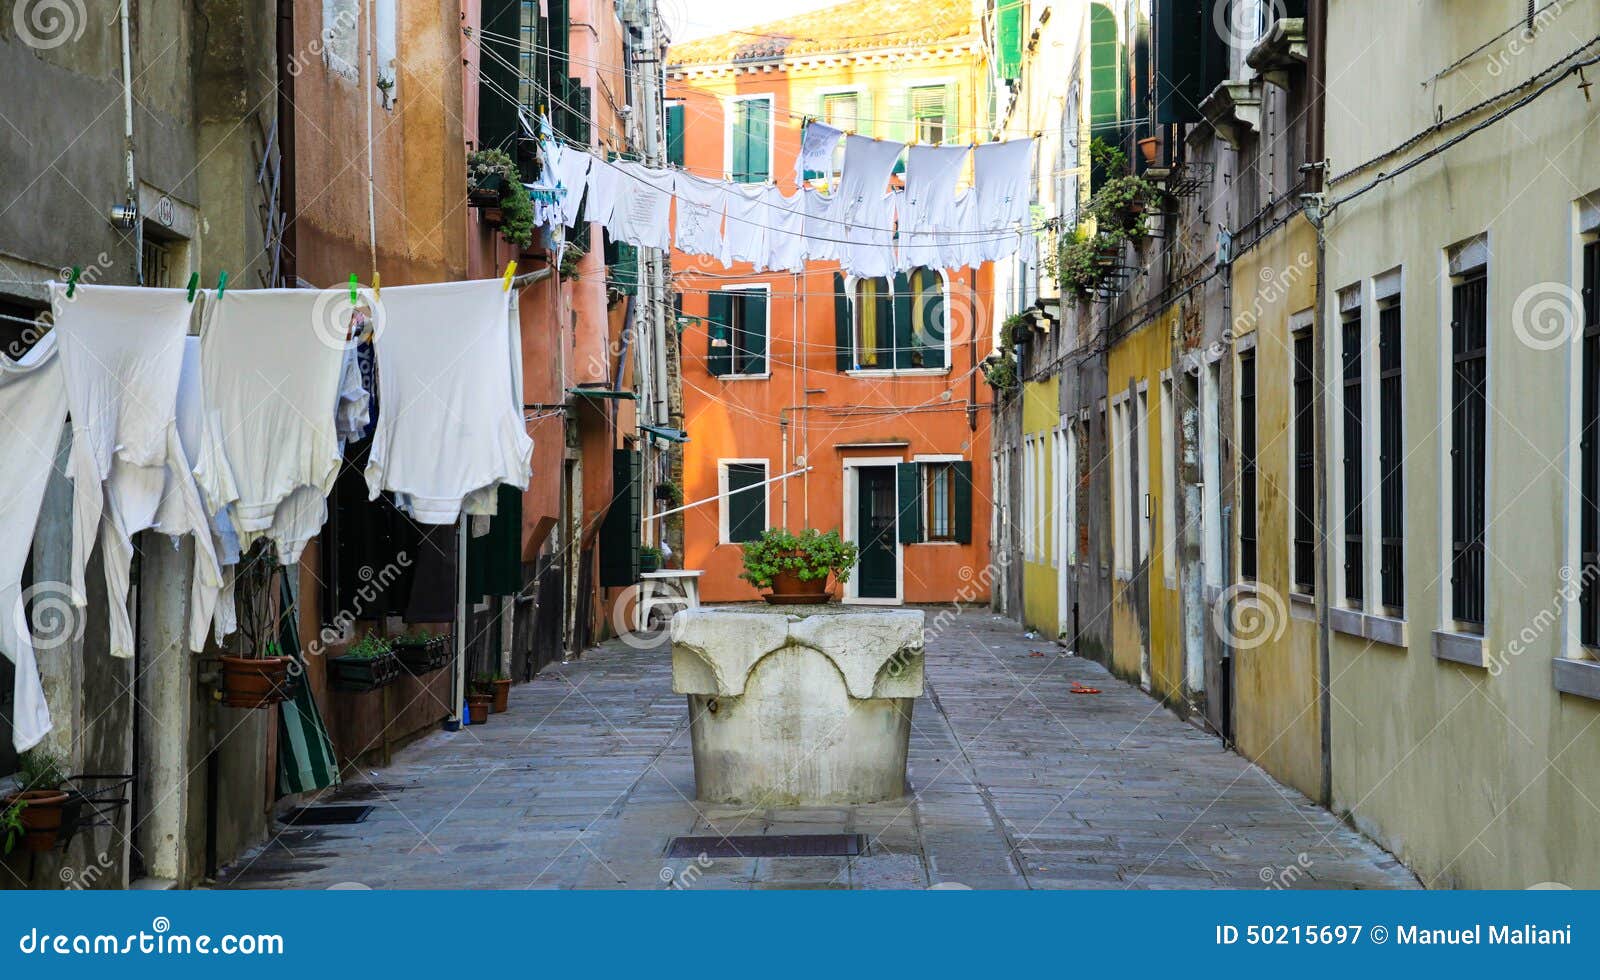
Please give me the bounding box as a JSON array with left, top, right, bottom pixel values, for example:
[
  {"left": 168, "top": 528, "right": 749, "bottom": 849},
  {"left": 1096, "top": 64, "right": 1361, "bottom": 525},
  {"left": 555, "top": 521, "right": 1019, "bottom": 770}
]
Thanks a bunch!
[
  {"left": 216, "top": 270, "right": 228, "bottom": 299},
  {"left": 350, "top": 273, "right": 359, "bottom": 306},
  {"left": 186, "top": 272, "right": 199, "bottom": 303},
  {"left": 65, "top": 266, "right": 81, "bottom": 298}
]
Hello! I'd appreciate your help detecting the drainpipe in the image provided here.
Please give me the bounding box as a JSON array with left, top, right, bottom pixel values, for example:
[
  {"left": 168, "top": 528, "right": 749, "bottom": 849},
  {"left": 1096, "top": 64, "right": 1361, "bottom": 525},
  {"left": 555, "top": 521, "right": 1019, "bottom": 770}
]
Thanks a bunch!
[
  {"left": 968, "top": 268, "right": 979, "bottom": 430},
  {"left": 118, "top": 0, "right": 141, "bottom": 284},
  {"left": 1308, "top": 0, "right": 1333, "bottom": 809},
  {"left": 364, "top": 0, "right": 377, "bottom": 281}
]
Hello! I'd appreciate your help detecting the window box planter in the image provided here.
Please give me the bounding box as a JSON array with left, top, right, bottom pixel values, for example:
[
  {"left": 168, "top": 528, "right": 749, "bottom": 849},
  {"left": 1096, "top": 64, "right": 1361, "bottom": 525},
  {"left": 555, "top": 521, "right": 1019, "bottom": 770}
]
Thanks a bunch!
[
  {"left": 392, "top": 634, "right": 451, "bottom": 675},
  {"left": 330, "top": 650, "right": 401, "bottom": 692},
  {"left": 468, "top": 173, "right": 505, "bottom": 207}
]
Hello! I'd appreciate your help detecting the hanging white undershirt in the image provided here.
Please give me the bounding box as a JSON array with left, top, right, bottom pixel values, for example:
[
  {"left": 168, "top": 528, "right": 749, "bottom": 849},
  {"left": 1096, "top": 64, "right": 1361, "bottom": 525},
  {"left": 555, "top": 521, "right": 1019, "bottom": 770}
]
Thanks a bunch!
[
  {"left": 548, "top": 140, "right": 592, "bottom": 227},
  {"left": 939, "top": 190, "right": 983, "bottom": 271},
  {"left": 899, "top": 144, "right": 970, "bottom": 271},
  {"left": 973, "top": 138, "right": 1036, "bottom": 262},
  {"left": 610, "top": 161, "right": 674, "bottom": 250},
  {"left": 364, "top": 279, "right": 531, "bottom": 524},
  {"left": 51, "top": 283, "right": 222, "bottom": 659},
  {"left": 795, "top": 119, "right": 844, "bottom": 186},
  {"left": 721, "top": 183, "right": 770, "bottom": 269},
  {"left": 673, "top": 172, "right": 728, "bottom": 259},
  {"left": 762, "top": 184, "right": 807, "bottom": 273},
  {"left": 0, "top": 333, "right": 66, "bottom": 751},
  {"left": 195, "top": 288, "right": 350, "bottom": 564},
  {"left": 580, "top": 153, "right": 622, "bottom": 229},
  {"left": 831, "top": 135, "right": 904, "bottom": 278},
  {"left": 802, "top": 187, "right": 839, "bottom": 263}
]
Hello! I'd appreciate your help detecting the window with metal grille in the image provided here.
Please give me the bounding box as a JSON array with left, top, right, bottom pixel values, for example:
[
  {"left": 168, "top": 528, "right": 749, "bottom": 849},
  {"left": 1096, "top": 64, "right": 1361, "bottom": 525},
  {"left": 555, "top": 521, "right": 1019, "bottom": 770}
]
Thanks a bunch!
[
  {"left": 1378, "top": 302, "right": 1405, "bottom": 613},
  {"left": 1451, "top": 272, "right": 1488, "bottom": 629},
  {"left": 1581, "top": 242, "right": 1600, "bottom": 646},
  {"left": 1239, "top": 350, "right": 1258, "bottom": 581},
  {"left": 1342, "top": 311, "right": 1363, "bottom": 604},
  {"left": 910, "top": 86, "right": 948, "bottom": 144},
  {"left": 1292, "top": 330, "right": 1315, "bottom": 594},
  {"left": 924, "top": 463, "right": 956, "bottom": 541}
]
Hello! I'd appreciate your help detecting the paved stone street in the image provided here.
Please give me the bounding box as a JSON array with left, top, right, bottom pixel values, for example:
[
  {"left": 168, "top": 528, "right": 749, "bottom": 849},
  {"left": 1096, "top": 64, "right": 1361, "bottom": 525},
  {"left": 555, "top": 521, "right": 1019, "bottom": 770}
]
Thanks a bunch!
[{"left": 221, "top": 612, "right": 1417, "bottom": 890}]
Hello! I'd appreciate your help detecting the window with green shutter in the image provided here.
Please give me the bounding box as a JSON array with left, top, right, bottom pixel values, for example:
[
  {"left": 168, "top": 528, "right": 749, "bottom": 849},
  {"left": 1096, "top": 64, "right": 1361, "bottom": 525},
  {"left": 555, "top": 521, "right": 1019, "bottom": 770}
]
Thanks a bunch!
[
  {"left": 910, "top": 86, "right": 949, "bottom": 144},
  {"left": 730, "top": 98, "right": 771, "bottom": 183},
  {"left": 599, "top": 449, "right": 642, "bottom": 586},
  {"left": 850, "top": 268, "right": 947, "bottom": 370},
  {"left": 723, "top": 462, "right": 767, "bottom": 543},
  {"left": 894, "top": 460, "right": 972, "bottom": 543},
  {"left": 995, "top": 0, "right": 1025, "bottom": 81},
  {"left": 666, "top": 102, "right": 685, "bottom": 166}
]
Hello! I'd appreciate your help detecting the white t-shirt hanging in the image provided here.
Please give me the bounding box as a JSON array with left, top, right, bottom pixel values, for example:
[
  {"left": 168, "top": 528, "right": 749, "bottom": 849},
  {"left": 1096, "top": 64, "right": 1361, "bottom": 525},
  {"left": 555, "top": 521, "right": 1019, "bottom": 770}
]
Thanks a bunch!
[
  {"left": 832, "top": 135, "right": 904, "bottom": 278},
  {"left": 940, "top": 190, "right": 983, "bottom": 271},
  {"left": 610, "top": 161, "right": 674, "bottom": 250},
  {"left": 762, "top": 185, "right": 806, "bottom": 273},
  {"left": 582, "top": 153, "right": 622, "bottom": 229},
  {"left": 795, "top": 119, "right": 844, "bottom": 186},
  {"left": 550, "top": 142, "right": 592, "bottom": 227},
  {"left": 899, "top": 144, "right": 970, "bottom": 271},
  {"left": 674, "top": 172, "right": 728, "bottom": 259},
  {"left": 973, "top": 138, "right": 1036, "bottom": 261},
  {"left": 802, "top": 187, "right": 839, "bottom": 263},
  {"left": 721, "top": 183, "right": 770, "bottom": 269}
]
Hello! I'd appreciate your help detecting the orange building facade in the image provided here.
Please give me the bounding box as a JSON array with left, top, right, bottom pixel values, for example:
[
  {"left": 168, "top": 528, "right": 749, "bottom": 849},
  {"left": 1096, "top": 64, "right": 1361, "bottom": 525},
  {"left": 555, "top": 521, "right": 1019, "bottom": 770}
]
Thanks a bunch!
[{"left": 666, "top": 1, "right": 997, "bottom": 604}]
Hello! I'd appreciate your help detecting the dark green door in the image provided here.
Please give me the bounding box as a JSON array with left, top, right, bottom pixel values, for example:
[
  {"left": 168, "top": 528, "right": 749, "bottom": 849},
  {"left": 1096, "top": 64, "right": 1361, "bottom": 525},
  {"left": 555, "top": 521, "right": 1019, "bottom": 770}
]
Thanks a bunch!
[{"left": 856, "top": 466, "right": 898, "bottom": 599}]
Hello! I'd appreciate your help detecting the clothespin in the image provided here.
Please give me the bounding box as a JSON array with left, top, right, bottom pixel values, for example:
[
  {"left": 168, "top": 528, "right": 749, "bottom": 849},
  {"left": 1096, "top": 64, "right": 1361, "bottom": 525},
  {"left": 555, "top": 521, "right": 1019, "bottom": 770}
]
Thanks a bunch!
[
  {"left": 186, "top": 272, "right": 199, "bottom": 302},
  {"left": 65, "top": 266, "right": 80, "bottom": 298},
  {"left": 216, "top": 270, "right": 228, "bottom": 299},
  {"left": 373, "top": 272, "right": 381, "bottom": 299},
  {"left": 502, "top": 260, "right": 517, "bottom": 292},
  {"left": 349, "top": 273, "right": 359, "bottom": 306}
]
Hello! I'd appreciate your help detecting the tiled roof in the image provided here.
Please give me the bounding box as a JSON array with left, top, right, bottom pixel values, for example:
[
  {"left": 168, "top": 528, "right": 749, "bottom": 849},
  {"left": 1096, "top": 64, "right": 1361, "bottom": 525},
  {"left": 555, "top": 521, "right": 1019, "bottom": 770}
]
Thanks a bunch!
[{"left": 667, "top": 0, "right": 980, "bottom": 68}]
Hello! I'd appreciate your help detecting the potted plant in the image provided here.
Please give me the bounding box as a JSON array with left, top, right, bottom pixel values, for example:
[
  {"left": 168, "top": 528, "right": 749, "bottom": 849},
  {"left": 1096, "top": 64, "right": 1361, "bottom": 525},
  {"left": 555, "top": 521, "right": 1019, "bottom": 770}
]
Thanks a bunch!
[
  {"left": 639, "top": 544, "right": 663, "bottom": 574},
  {"left": 1137, "top": 135, "right": 1160, "bottom": 167},
  {"left": 558, "top": 242, "right": 584, "bottom": 280},
  {"left": 467, "top": 149, "right": 534, "bottom": 248},
  {"left": 474, "top": 672, "right": 513, "bottom": 713},
  {"left": 1046, "top": 228, "right": 1106, "bottom": 298},
  {"left": 220, "top": 544, "right": 295, "bottom": 709},
  {"left": 2, "top": 750, "right": 70, "bottom": 854},
  {"left": 654, "top": 480, "right": 683, "bottom": 506},
  {"left": 393, "top": 629, "right": 449, "bottom": 674},
  {"left": 739, "top": 528, "right": 858, "bottom": 604},
  {"left": 466, "top": 691, "right": 493, "bottom": 725},
  {"left": 330, "top": 632, "right": 401, "bottom": 692},
  {"left": 982, "top": 351, "right": 1020, "bottom": 393}
]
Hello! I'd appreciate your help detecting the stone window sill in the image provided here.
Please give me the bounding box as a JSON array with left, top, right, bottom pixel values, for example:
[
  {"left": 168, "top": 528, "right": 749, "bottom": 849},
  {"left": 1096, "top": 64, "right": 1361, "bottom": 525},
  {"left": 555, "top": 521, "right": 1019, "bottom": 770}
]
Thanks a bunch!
[
  {"left": 1432, "top": 628, "right": 1485, "bottom": 668},
  {"left": 1290, "top": 592, "right": 1316, "bottom": 621},
  {"left": 1554, "top": 657, "right": 1600, "bottom": 701},
  {"left": 1329, "top": 608, "right": 1408, "bottom": 648}
]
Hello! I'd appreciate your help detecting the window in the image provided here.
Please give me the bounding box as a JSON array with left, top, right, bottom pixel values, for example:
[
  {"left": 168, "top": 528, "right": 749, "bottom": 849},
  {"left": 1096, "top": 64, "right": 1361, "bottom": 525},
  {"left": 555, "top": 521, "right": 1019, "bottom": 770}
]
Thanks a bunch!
[
  {"left": 1160, "top": 375, "right": 1177, "bottom": 583},
  {"left": 1136, "top": 388, "right": 1150, "bottom": 563},
  {"left": 897, "top": 459, "right": 973, "bottom": 544},
  {"left": 1112, "top": 398, "right": 1131, "bottom": 574},
  {"left": 822, "top": 91, "right": 859, "bottom": 130},
  {"left": 1238, "top": 349, "right": 1258, "bottom": 581},
  {"left": 721, "top": 461, "right": 768, "bottom": 543},
  {"left": 847, "top": 269, "right": 947, "bottom": 370},
  {"left": 1583, "top": 242, "right": 1600, "bottom": 645},
  {"left": 1292, "top": 327, "right": 1315, "bottom": 595},
  {"left": 375, "top": 0, "right": 397, "bottom": 107},
  {"left": 1341, "top": 304, "right": 1364, "bottom": 606},
  {"left": 1379, "top": 300, "right": 1405, "bottom": 613},
  {"left": 321, "top": 0, "right": 360, "bottom": 81},
  {"left": 1201, "top": 359, "right": 1222, "bottom": 585},
  {"left": 729, "top": 97, "right": 771, "bottom": 183},
  {"left": 925, "top": 463, "right": 956, "bottom": 540},
  {"left": 910, "top": 85, "right": 949, "bottom": 144},
  {"left": 666, "top": 102, "right": 685, "bottom": 167},
  {"left": 1450, "top": 271, "right": 1488, "bottom": 628},
  {"left": 706, "top": 288, "right": 768, "bottom": 377}
]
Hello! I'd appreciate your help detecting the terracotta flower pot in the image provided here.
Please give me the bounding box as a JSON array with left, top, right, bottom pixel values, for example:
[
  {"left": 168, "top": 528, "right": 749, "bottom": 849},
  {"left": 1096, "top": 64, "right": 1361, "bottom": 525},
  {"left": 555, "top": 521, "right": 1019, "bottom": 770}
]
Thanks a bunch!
[
  {"left": 467, "top": 695, "right": 492, "bottom": 725},
  {"left": 220, "top": 656, "right": 293, "bottom": 709},
  {"left": 6, "top": 789, "right": 69, "bottom": 853},
  {"left": 764, "top": 568, "right": 832, "bottom": 605},
  {"left": 1138, "top": 136, "right": 1160, "bottom": 166},
  {"left": 489, "top": 678, "right": 511, "bottom": 713}
]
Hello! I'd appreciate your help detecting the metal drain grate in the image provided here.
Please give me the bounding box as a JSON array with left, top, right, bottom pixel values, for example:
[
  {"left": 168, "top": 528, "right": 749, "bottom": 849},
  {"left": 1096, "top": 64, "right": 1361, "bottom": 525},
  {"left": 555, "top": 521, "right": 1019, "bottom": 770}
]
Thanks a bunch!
[
  {"left": 666, "top": 834, "right": 864, "bottom": 859},
  {"left": 281, "top": 804, "right": 374, "bottom": 826}
]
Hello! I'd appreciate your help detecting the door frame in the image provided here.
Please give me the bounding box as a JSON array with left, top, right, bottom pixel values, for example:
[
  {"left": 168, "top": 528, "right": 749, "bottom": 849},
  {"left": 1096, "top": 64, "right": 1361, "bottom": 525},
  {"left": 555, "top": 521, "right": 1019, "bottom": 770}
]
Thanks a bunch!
[{"left": 841, "top": 456, "right": 904, "bottom": 605}]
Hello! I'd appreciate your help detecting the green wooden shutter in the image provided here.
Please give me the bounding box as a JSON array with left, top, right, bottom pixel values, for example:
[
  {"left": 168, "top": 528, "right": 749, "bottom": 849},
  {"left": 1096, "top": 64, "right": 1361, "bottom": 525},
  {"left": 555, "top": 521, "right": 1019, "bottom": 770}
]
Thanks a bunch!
[
  {"left": 731, "top": 102, "right": 748, "bottom": 181},
  {"left": 834, "top": 272, "right": 853, "bottom": 371},
  {"left": 667, "top": 102, "right": 685, "bottom": 166},
  {"left": 919, "top": 269, "right": 947, "bottom": 369},
  {"left": 740, "top": 290, "right": 767, "bottom": 375},
  {"left": 873, "top": 279, "right": 894, "bottom": 365},
  {"left": 749, "top": 99, "right": 771, "bottom": 181},
  {"left": 892, "top": 271, "right": 914, "bottom": 369},
  {"left": 953, "top": 460, "right": 973, "bottom": 544},
  {"left": 897, "top": 463, "right": 923, "bottom": 544},
  {"left": 707, "top": 292, "right": 734, "bottom": 376},
  {"left": 725, "top": 463, "right": 766, "bottom": 542},
  {"left": 599, "top": 450, "right": 641, "bottom": 586},
  {"left": 996, "top": 0, "right": 1025, "bottom": 80}
]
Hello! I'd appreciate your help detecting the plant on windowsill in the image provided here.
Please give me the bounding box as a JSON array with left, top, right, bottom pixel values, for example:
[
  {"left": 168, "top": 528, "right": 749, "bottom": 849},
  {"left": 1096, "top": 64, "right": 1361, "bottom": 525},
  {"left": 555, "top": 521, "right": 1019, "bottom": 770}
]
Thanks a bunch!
[
  {"left": 739, "top": 527, "right": 858, "bottom": 605},
  {"left": 981, "top": 351, "right": 1019, "bottom": 393},
  {"left": 654, "top": 480, "right": 683, "bottom": 506},
  {"left": 2, "top": 750, "right": 70, "bottom": 854},
  {"left": 329, "top": 632, "right": 402, "bottom": 693},
  {"left": 467, "top": 148, "right": 534, "bottom": 248},
  {"left": 999, "top": 312, "right": 1030, "bottom": 349},
  {"left": 1046, "top": 227, "right": 1107, "bottom": 298},
  {"left": 392, "top": 628, "right": 450, "bottom": 675},
  {"left": 220, "top": 543, "right": 296, "bottom": 710},
  {"left": 558, "top": 242, "right": 584, "bottom": 280}
]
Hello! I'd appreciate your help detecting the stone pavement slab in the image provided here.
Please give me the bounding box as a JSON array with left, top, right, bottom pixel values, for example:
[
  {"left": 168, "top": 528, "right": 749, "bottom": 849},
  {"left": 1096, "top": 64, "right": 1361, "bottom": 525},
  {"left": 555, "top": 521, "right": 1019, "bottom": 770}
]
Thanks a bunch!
[{"left": 220, "top": 612, "right": 1417, "bottom": 890}]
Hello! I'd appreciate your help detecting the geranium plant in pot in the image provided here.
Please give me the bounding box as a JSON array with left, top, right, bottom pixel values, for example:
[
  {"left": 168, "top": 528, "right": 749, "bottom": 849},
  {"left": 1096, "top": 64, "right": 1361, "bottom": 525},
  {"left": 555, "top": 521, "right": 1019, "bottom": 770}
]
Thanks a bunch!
[
  {"left": 739, "top": 528, "right": 858, "bottom": 605},
  {"left": 220, "top": 544, "right": 294, "bottom": 709},
  {"left": 2, "top": 750, "right": 70, "bottom": 854}
]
